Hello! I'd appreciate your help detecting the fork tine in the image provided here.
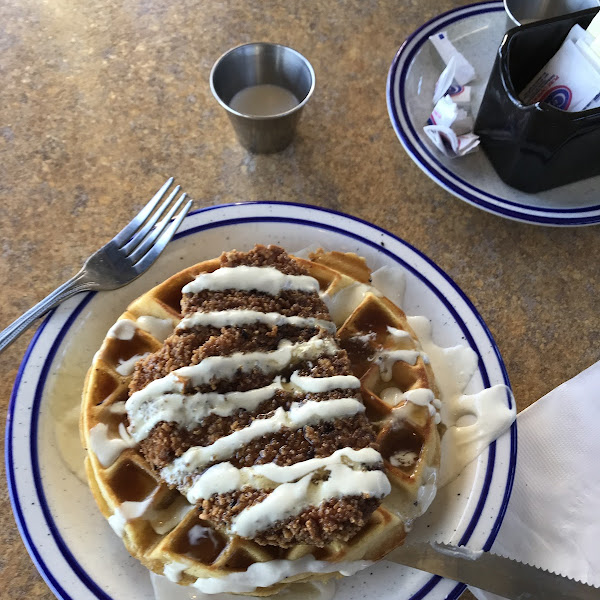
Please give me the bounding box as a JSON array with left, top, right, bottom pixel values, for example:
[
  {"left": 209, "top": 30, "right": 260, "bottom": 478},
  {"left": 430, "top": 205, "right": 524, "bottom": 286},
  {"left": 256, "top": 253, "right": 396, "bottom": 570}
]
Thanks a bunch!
[
  {"left": 112, "top": 177, "right": 174, "bottom": 247},
  {"left": 133, "top": 199, "right": 193, "bottom": 273},
  {"left": 127, "top": 192, "right": 188, "bottom": 263},
  {"left": 121, "top": 185, "right": 180, "bottom": 254}
]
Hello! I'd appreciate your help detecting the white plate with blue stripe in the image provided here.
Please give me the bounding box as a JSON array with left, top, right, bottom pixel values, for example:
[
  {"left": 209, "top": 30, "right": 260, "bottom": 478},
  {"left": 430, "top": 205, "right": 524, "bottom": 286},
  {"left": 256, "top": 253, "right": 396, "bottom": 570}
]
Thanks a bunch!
[
  {"left": 7, "top": 202, "right": 516, "bottom": 600},
  {"left": 387, "top": 0, "right": 600, "bottom": 226}
]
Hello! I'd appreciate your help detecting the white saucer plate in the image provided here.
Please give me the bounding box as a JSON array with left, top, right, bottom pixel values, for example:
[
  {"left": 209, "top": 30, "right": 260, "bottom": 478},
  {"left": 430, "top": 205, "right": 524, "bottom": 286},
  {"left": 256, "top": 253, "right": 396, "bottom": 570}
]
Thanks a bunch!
[
  {"left": 387, "top": 0, "right": 600, "bottom": 226},
  {"left": 6, "top": 202, "right": 516, "bottom": 600}
]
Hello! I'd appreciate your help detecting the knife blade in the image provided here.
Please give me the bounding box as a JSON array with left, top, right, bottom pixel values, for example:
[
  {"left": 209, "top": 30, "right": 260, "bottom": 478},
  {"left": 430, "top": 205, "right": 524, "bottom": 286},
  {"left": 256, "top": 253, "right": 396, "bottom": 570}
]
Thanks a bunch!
[{"left": 384, "top": 542, "right": 600, "bottom": 600}]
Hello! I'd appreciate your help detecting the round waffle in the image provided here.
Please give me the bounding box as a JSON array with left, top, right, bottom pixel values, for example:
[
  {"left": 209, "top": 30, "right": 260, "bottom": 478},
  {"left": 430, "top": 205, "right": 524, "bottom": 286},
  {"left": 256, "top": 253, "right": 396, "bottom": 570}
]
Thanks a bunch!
[{"left": 80, "top": 245, "right": 441, "bottom": 596}]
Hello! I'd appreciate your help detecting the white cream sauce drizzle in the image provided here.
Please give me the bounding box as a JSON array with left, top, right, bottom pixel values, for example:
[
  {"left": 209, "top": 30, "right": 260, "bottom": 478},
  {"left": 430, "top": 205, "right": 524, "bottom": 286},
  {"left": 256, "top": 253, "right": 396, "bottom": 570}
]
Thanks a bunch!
[
  {"left": 88, "top": 422, "right": 137, "bottom": 467},
  {"left": 108, "top": 493, "right": 156, "bottom": 537},
  {"left": 127, "top": 378, "right": 284, "bottom": 443},
  {"left": 174, "top": 336, "right": 339, "bottom": 387},
  {"left": 110, "top": 494, "right": 193, "bottom": 539},
  {"left": 373, "top": 349, "right": 426, "bottom": 382},
  {"left": 107, "top": 401, "right": 127, "bottom": 415},
  {"left": 177, "top": 310, "right": 336, "bottom": 334},
  {"left": 116, "top": 353, "right": 150, "bottom": 376},
  {"left": 407, "top": 315, "right": 516, "bottom": 487},
  {"left": 162, "top": 398, "right": 366, "bottom": 497},
  {"left": 404, "top": 388, "right": 435, "bottom": 406},
  {"left": 389, "top": 450, "right": 418, "bottom": 468},
  {"left": 380, "top": 387, "right": 441, "bottom": 424},
  {"left": 107, "top": 316, "right": 174, "bottom": 342},
  {"left": 289, "top": 371, "right": 360, "bottom": 393},
  {"left": 231, "top": 465, "right": 390, "bottom": 537},
  {"left": 188, "top": 524, "right": 220, "bottom": 546},
  {"left": 349, "top": 332, "right": 376, "bottom": 344},
  {"left": 408, "top": 317, "right": 479, "bottom": 402},
  {"left": 386, "top": 325, "right": 412, "bottom": 340},
  {"left": 107, "top": 319, "right": 137, "bottom": 340},
  {"left": 150, "top": 496, "right": 195, "bottom": 535},
  {"left": 137, "top": 316, "right": 175, "bottom": 342},
  {"left": 186, "top": 447, "right": 383, "bottom": 502},
  {"left": 438, "top": 387, "right": 516, "bottom": 487},
  {"left": 416, "top": 465, "right": 438, "bottom": 519},
  {"left": 380, "top": 387, "right": 404, "bottom": 407},
  {"left": 182, "top": 266, "right": 320, "bottom": 296},
  {"left": 163, "top": 561, "right": 188, "bottom": 583},
  {"left": 127, "top": 368, "right": 364, "bottom": 443},
  {"left": 154, "top": 576, "right": 337, "bottom": 600},
  {"left": 192, "top": 555, "right": 372, "bottom": 595}
]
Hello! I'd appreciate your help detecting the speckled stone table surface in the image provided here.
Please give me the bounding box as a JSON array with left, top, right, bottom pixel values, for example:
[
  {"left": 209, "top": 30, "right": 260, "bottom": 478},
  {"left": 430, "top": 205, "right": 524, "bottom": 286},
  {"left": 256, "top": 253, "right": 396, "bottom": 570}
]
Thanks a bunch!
[{"left": 0, "top": 0, "right": 598, "bottom": 598}]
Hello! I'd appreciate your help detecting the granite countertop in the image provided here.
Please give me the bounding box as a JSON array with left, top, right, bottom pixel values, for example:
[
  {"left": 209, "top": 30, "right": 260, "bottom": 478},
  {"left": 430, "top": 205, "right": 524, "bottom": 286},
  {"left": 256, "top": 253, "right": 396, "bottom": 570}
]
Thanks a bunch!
[{"left": 1, "top": 0, "right": 599, "bottom": 598}]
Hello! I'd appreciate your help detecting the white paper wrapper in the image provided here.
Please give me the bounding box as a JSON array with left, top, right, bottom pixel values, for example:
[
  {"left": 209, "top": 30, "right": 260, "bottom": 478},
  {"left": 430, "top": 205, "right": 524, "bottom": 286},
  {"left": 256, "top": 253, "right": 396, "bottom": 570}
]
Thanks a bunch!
[
  {"left": 432, "top": 57, "right": 473, "bottom": 107},
  {"left": 433, "top": 56, "right": 458, "bottom": 104},
  {"left": 520, "top": 23, "right": 600, "bottom": 112},
  {"left": 429, "top": 31, "right": 476, "bottom": 86},
  {"left": 427, "top": 96, "right": 472, "bottom": 136},
  {"left": 424, "top": 126, "right": 479, "bottom": 158},
  {"left": 470, "top": 361, "right": 600, "bottom": 600},
  {"left": 427, "top": 40, "right": 479, "bottom": 157},
  {"left": 575, "top": 38, "right": 600, "bottom": 109},
  {"left": 520, "top": 38, "right": 600, "bottom": 111},
  {"left": 423, "top": 125, "right": 479, "bottom": 157}
]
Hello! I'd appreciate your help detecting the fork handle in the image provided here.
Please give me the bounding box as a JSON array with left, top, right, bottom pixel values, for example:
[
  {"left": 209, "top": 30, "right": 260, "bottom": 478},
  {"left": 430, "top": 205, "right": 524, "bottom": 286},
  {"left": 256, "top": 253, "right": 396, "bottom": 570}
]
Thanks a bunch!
[{"left": 0, "top": 271, "right": 90, "bottom": 354}]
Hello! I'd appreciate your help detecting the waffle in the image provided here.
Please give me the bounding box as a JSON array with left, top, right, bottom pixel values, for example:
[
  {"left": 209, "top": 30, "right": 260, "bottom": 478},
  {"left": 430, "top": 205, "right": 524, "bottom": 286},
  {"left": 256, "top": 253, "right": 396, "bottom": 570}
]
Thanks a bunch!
[{"left": 80, "top": 245, "right": 441, "bottom": 596}]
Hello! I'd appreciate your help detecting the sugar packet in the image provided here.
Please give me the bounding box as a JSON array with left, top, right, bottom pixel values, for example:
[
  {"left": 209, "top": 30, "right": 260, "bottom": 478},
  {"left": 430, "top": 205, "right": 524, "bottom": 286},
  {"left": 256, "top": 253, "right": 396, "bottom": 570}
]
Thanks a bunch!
[
  {"left": 520, "top": 18, "right": 600, "bottom": 111},
  {"left": 423, "top": 126, "right": 480, "bottom": 157},
  {"left": 519, "top": 38, "right": 600, "bottom": 110}
]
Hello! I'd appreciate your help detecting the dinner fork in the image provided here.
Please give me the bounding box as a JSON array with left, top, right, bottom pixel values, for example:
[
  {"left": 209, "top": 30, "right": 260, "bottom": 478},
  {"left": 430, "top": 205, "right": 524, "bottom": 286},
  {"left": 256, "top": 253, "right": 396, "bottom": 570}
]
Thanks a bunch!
[{"left": 0, "top": 177, "right": 192, "bottom": 353}]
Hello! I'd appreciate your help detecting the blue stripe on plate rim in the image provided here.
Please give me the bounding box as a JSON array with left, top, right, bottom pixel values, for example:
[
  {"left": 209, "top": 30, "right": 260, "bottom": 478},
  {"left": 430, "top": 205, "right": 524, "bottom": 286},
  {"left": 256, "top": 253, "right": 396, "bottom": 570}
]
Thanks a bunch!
[
  {"left": 386, "top": 0, "right": 600, "bottom": 226},
  {"left": 6, "top": 201, "right": 517, "bottom": 600}
]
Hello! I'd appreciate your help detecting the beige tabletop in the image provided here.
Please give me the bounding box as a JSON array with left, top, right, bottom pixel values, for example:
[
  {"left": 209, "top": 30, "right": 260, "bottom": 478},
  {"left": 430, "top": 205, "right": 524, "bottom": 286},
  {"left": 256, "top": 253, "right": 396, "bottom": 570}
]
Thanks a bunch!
[{"left": 1, "top": 0, "right": 599, "bottom": 598}]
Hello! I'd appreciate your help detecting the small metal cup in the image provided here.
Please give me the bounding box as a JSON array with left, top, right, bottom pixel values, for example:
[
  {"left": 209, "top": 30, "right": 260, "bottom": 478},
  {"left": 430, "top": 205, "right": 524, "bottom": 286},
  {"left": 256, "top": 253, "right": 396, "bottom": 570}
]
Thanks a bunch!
[
  {"left": 210, "top": 42, "right": 315, "bottom": 153},
  {"left": 504, "top": 0, "right": 600, "bottom": 26}
]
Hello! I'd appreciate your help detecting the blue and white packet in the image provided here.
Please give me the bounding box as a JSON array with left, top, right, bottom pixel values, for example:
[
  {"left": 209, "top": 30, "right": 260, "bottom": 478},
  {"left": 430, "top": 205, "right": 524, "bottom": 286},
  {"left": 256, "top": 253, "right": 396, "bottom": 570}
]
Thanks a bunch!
[{"left": 520, "top": 21, "right": 600, "bottom": 111}]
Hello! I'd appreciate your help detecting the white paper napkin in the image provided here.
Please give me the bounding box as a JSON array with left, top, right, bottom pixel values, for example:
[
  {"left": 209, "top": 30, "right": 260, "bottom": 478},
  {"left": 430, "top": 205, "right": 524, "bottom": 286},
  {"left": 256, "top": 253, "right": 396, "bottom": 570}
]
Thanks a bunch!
[{"left": 470, "top": 360, "right": 600, "bottom": 600}]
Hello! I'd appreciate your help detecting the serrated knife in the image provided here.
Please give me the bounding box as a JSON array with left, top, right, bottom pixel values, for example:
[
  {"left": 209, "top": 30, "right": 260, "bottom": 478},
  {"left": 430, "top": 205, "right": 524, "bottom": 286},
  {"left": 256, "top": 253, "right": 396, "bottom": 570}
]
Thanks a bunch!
[{"left": 385, "top": 542, "right": 600, "bottom": 600}]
